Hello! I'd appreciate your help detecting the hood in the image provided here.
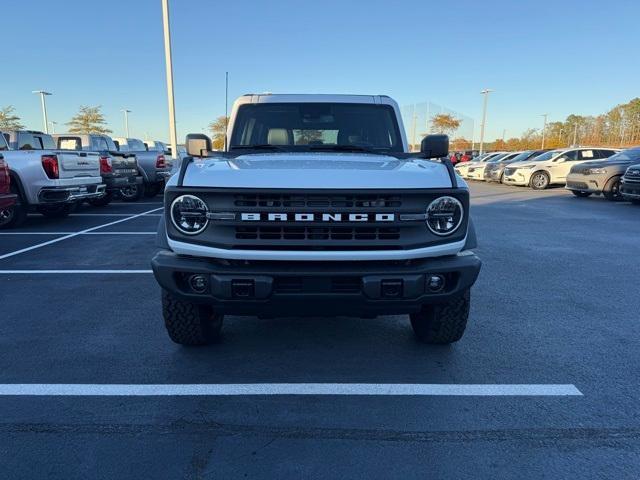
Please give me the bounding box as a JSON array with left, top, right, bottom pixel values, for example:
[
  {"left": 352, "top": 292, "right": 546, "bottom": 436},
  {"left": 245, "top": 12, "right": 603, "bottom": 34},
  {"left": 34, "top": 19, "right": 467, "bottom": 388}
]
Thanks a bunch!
[
  {"left": 178, "top": 152, "right": 456, "bottom": 189},
  {"left": 571, "top": 159, "right": 636, "bottom": 173}
]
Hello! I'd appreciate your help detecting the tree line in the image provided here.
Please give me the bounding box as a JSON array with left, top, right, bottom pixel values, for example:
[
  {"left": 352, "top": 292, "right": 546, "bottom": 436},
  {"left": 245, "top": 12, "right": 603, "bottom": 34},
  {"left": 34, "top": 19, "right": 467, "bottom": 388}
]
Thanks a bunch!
[
  {"left": 450, "top": 97, "right": 640, "bottom": 152},
  {"left": 0, "top": 105, "right": 112, "bottom": 134}
]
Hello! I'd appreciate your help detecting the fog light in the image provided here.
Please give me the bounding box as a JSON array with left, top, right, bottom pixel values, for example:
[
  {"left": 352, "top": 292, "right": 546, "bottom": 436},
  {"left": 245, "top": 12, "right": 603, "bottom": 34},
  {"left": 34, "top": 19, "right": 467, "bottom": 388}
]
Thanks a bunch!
[
  {"left": 427, "top": 274, "right": 445, "bottom": 293},
  {"left": 189, "top": 274, "right": 208, "bottom": 294}
]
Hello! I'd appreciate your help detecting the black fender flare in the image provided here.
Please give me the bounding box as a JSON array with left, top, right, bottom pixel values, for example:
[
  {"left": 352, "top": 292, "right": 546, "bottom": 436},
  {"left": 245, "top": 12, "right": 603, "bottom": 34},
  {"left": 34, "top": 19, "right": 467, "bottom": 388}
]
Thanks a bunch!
[
  {"left": 156, "top": 214, "right": 170, "bottom": 249},
  {"left": 463, "top": 217, "right": 478, "bottom": 250}
]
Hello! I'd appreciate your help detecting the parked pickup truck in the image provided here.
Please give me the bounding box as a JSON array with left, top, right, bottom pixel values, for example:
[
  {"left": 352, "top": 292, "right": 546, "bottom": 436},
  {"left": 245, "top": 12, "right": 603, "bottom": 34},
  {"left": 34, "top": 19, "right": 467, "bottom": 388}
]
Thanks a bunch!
[
  {"left": 54, "top": 134, "right": 143, "bottom": 204},
  {"left": 0, "top": 151, "right": 17, "bottom": 228},
  {"left": 152, "top": 94, "right": 481, "bottom": 346},
  {"left": 0, "top": 130, "right": 104, "bottom": 225},
  {"left": 112, "top": 137, "right": 172, "bottom": 197}
]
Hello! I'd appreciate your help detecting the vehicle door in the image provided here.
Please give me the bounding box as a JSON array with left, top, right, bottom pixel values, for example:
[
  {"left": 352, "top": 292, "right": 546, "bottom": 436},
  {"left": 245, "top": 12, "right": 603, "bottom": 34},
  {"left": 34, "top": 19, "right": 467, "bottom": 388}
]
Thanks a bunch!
[{"left": 549, "top": 150, "right": 581, "bottom": 182}]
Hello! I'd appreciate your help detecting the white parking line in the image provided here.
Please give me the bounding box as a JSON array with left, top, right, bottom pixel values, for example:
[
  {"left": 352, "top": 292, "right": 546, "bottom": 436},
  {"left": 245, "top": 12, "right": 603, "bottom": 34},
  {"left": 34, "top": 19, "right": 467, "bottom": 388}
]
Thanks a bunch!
[
  {"left": 0, "top": 383, "right": 583, "bottom": 396},
  {"left": 0, "top": 270, "right": 153, "bottom": 274},
  {"left": 0, "top": 232, "right": 155, "bottom": 235},
  {"left": 0, "top": 207, "right": 163, "bottom": 261}
]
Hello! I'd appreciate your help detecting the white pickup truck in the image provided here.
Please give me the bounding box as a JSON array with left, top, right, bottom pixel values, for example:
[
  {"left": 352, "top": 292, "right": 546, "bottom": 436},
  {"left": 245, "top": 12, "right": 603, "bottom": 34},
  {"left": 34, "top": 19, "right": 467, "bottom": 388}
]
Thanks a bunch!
[
  {"left": 151, "top": 94, "right": 481, "bottom": 346},
  {"left": 0, "top": 130, "right": 104, "bottom": 226}
]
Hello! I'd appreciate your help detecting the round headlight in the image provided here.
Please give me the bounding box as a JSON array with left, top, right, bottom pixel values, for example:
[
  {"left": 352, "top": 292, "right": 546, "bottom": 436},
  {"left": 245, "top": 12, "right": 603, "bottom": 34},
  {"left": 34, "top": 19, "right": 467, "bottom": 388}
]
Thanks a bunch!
[
  {"left": 426, "top": 196, "right": 464, "bottom": 236},
  {"left": 170, "top": 195, "right": 209, "bottom": 235}
]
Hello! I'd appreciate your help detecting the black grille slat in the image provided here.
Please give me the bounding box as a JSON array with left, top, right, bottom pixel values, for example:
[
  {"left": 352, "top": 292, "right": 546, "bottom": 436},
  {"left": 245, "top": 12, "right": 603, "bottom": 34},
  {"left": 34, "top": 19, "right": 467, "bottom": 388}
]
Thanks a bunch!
[
  {"left": 234, "top": 194, "right": 403, "bottom": 209},
  {"left": 235, "top": 226, "right": 401, "bottom": 242}
]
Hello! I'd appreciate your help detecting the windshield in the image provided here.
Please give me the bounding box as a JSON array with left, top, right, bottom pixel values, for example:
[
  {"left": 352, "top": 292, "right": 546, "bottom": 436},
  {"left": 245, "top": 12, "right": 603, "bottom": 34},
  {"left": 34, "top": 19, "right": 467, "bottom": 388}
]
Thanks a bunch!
[
  {"left": 522, "top": 150, "right": 561, "bottom": 162},
  {"left": 128, "top": 139, "right": 146, "bottom": 151},
  {"left": 606, "top": 148, "right": 640, "bottom": 162},
  {"left": 229, "top": 103, "right": 402, "bottom": 152},
  {"left": 507, "top": 151, "right": 534, "bottom": 163},
  {"left": 488, "top": 153, "right": 509, "bottom": 162}
]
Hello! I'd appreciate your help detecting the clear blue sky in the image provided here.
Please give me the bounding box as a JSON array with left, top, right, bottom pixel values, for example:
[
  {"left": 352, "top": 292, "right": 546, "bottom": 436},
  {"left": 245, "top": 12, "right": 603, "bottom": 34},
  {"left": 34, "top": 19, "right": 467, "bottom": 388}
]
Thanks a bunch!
[{"left": 2, "top": 0, "right": 638, "bottom": 142}]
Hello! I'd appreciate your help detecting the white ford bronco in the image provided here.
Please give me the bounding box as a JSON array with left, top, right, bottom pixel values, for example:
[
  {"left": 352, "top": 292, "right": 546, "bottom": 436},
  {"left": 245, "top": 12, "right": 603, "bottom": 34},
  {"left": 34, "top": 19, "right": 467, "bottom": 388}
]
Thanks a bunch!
[{"left": 152, "top": 94, "right": 481, "bottom": 345}]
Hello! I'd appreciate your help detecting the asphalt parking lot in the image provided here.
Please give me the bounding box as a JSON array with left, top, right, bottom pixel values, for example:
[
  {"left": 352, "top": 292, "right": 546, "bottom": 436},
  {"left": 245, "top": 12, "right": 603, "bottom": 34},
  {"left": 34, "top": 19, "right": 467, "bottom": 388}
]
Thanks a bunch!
[{"left": 0, "top": 182, "right": 639, "bottom": 479}]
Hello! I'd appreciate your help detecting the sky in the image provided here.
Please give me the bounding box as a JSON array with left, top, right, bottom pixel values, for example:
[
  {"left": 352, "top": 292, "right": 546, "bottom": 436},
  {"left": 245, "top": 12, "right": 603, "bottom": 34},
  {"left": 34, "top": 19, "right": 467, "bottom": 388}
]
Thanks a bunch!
[{"left": 2, "top": 0, "right": 639, "bottom": 143}]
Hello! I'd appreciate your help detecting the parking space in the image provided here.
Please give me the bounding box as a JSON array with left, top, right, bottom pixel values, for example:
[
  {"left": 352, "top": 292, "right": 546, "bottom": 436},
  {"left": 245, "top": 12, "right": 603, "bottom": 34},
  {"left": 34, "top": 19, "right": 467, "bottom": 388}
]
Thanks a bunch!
[{"left": 1, "top": 186, "right": 639, "bottom": 478}]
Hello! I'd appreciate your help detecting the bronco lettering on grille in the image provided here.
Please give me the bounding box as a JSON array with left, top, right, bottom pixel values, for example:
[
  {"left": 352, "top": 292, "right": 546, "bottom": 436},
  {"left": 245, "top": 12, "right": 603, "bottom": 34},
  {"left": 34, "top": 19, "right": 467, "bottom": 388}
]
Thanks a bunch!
[{"left": 240, "top": 213, "right": 395, "bottom": 222}]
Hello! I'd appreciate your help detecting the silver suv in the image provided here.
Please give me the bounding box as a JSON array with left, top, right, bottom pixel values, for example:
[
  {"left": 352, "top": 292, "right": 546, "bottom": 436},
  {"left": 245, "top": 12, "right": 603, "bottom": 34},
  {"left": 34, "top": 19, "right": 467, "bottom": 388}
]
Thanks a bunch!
[{"left": 566, "top": 147, "right": 640, "bottom": 201}]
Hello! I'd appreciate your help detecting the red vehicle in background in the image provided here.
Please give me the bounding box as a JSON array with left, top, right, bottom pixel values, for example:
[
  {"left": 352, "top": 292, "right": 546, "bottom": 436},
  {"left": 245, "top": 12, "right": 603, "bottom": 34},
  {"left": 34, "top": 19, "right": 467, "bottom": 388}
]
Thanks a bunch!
[
  {"left": 0, "top": 153, "right": 17, "bottom": 228},
  {"left": 460, "top": 151, "right": 472, "bottom": 163}
]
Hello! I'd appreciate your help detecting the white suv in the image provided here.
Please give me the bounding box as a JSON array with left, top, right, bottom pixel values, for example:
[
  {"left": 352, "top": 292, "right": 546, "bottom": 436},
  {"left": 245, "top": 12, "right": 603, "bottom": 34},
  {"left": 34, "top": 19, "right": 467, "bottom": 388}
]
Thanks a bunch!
[{"left": 502, "top": 147, "right": 619, "bottom": 190}]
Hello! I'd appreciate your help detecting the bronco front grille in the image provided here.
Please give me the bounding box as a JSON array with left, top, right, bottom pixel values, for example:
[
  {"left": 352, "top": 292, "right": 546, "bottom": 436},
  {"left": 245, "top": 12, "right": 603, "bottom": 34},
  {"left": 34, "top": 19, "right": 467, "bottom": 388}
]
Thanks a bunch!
[
  {"left": 235, "top": 225, "right": 401, "bottom": 241},
  {"left": 166, "top": 188, "right": 469, "bottom": 251},
  {"left": 234, "top": 193, "right": 402, "bottom": 208}
]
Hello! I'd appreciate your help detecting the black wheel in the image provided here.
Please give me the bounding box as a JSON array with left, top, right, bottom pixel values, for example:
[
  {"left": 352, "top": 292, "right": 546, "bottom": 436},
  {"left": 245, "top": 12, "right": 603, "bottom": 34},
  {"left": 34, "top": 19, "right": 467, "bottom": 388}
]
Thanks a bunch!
[
  {"left": 88, "top": 191, "right": 113, "bottom": 207},
  {"left": 37, "top": 203, "right": 74, "bottom": 219},
  {"left": 499, "top": 172, "right": 505, "bottom": 184},
  {"left": 409, "top": 290, "right": 470, "bottom": 344},
  {"left": 0, "top": 183, "right": 27, "bottom": 229},
  {"left": 120, "top": 183, "right": 145, "bottom": 202},
  {"left": 631, "top": 199, "right": 640, "bottom": 205},
  {"left": 161, "top": 290, "right": 223, "bottom": 345},
  {"left": 603, "top": 176, "right": 623, "bottom": 202},
  {"left": 144, "top": 182, "right": 162, "bottom": 198},
  {"left": 572, "top": 190, "right": 592, "bottom": 198},
  {"left": 530, "top": 171, "right": 550, "bottom": 190}
]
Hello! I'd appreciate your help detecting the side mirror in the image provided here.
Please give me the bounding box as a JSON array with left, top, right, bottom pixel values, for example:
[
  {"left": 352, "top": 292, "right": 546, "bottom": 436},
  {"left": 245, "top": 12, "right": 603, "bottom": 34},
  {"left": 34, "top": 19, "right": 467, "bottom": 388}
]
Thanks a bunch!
[
  {"left": 420, "top": 134, "right": 449, "bottom": 159},
  {"left": 555, "top": 156, "right": 566, "bottom": 163},
  {"left": 186, "top": 134, "right": 212, "bottom": 157}
]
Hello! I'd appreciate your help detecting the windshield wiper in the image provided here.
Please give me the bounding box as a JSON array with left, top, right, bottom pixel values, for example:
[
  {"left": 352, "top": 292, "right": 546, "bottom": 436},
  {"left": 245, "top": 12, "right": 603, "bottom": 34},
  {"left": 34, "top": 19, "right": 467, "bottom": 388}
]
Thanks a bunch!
[
  {"left": 229, "top": 144, "right": 285, "bottom": 151},
  {"left": 309, "top": 145, "right": 391, "bottom": 154}
]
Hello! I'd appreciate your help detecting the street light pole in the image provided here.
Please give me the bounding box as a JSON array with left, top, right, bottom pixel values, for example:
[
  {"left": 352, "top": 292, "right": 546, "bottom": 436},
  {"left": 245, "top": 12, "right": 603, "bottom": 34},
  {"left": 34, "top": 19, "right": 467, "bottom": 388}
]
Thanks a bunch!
[
  {"left": 541, "top": 114, "right": 548, "bottom": 149},
  {"left": 48, "top": 121, "right": 57, "bottom": 134},
  {"left": 161, "top": 0, "right": 178, "bottom": 160},
  {"left": 32, "top": 90, "right": 52, "bottom": 134},
  {"left": 479, "top": 89, "right": 493, "bottom": 156},
  {"left": 573, "top": 124, "right": 578, "bottom": 146},
  {"left": 121, "top": 109, "right": 131, "bottom": 137}
]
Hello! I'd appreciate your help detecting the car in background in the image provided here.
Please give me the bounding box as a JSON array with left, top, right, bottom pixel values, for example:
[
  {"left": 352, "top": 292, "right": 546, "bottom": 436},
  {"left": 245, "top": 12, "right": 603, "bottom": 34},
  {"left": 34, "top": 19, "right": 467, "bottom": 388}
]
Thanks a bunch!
[
  {"left": 144, "top": 140, "right": 168, "bottom": 153},
  {"left": 0, "top": 152, "right": 17, "bottom": 228},
  {"left": 1, "top": 130, "right": 104, "bottom": 223},
  {"left": 54, "top": 134, "right": 142, "bottom": 204},
  {"left": 566, "top": 147, "right": 640, "bottom": 201},
  {"left": 467, "top": 152, "right": 522, "bottom": 181},
  {"left": 620, "top": 163, "right": 640, "bottom": 204},
  {"left": 455, "top": 152, "right": 504, "bottom": 179},
  {"left": 502, "top": 147, "right": 619, "bottom": 190},
  {"left": 113, "top": 137, "right": 173, "bottom": 198},
  {"left": 484, "top": 150, "right": 547, "bottom": 183}
]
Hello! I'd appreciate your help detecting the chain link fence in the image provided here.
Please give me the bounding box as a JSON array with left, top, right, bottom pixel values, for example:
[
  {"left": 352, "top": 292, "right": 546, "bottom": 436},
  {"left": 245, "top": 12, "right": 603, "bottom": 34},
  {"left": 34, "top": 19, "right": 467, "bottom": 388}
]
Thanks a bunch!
[{"left": 401, "top": 102, "right": 475, "bottom": 151}]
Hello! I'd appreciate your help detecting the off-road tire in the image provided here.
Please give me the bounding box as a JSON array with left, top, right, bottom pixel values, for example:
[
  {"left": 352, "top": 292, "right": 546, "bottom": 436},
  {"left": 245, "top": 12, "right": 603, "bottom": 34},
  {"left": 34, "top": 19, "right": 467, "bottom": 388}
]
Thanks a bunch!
[
  {"left": 603, "top": 176, "right": 623, "bottom": 202},
  {"left": 410, "top": 290, "right": 470, "bottom": 344},
  {"left": 88, "top": 191, "right": 113, "bottom": 207},
  {"left": 0, "top": 183, "right": 27, "bottom": 229},
  {"left": 37, "top": 203, "right": 74, "bottom": 219},
  {"left": 161, "top": 290, "right": 223, "bottom": 345},
  {"left": 121, "top": 183, "right": 145, "bottom": 202},
  {"left": 530, "top": 171, "right": 550, "bottom": 190},
  {"left": 144, "top": 182, "right": 163, "bottom": 198},
  {"left": 572, "top": 190, "right": 592, "bottom": 198}
]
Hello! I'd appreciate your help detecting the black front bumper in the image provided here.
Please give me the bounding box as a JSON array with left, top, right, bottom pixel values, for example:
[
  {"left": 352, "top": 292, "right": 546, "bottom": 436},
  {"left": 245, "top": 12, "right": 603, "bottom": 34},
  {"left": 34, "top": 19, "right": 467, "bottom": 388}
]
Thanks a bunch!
[
  {"left": 620, "top": 180, "right": 640, "bottom": 199},
  {"left": 151, "top": 250, "right": 481, "bottom": 317}
]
